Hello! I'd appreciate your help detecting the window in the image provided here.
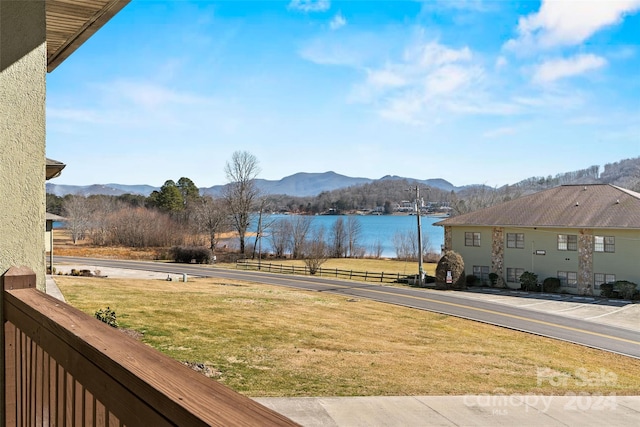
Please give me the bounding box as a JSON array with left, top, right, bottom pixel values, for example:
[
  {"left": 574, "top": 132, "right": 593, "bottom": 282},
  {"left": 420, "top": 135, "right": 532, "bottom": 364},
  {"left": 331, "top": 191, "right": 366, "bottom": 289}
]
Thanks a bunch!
[
  {"left": 557, "top": 234, "right": 577, "bottom": 251},
  {"left": 473, "top": 265, "right": 490, "bottom": 281},
  {"left": 558, "top": 271, "right": 578, "bottom": 288},
  {"left": 507, "top": 268, "right": 524, "bottom": 283},
  {"left": 594, "top": 236, "right": 615, "bottom": 253},
  {"left": 465, "top": 232, "right": 481, "bottom": 247},
  {"left": 594, "top": 273, "right": 616, "bottom": 289},
  {"left": 506, "top": 233, "right": 525, "bottom": 249}
]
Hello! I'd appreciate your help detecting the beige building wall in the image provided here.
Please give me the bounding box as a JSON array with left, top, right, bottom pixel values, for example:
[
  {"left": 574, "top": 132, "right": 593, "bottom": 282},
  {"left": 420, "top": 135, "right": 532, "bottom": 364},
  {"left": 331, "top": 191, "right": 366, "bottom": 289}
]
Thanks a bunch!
[{"left": 0, "top": 0, "right": 47, "bottom": 290}]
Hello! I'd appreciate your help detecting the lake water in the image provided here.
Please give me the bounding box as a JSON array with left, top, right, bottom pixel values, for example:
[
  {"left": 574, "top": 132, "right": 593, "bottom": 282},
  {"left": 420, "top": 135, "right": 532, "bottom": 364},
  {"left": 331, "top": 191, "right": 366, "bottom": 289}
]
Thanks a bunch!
[
  {"left": 55, "top": 214, "right": 446, "bottom": 259},
  {"left": 253, "top": 214, "right": 445, "bottom": 258}
]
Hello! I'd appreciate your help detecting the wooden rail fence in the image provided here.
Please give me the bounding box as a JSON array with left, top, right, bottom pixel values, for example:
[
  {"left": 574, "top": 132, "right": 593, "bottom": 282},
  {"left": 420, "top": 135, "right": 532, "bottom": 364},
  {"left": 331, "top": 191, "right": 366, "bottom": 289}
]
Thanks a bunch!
[
  {"left": 1, "top": 266, "right": 298, "bottom": 426},
  {"left": 236, "top": 260, "right": 408, "bottom": 284}
]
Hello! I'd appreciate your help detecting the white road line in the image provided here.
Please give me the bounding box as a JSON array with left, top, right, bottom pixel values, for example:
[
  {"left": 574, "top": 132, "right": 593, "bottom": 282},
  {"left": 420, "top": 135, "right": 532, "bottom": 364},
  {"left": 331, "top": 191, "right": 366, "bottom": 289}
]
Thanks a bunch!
[{"left": 586, "top": 304, "right": 633, "bottom": 320}]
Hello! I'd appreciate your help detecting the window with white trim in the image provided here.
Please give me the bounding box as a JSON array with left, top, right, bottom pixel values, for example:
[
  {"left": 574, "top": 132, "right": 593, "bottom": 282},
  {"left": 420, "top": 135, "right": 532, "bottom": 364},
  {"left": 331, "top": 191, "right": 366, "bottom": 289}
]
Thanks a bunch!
[
  {"left": 557, "top": 234, "right": 577, "bottom": 251},
  {"left": 506, "top": 233, "right": 524, "bottom": 249},
  {"left": 558, "top": 271, "right": 578, "bottom": 288},
  {"left": 507, "top": 268, "right": 524, "bottom": 283},
  {"left": 594, "top": 236, "right": 615, "bottom": 253},
  {"left": 465, "top": 232, "right": 481, "bottom": 247},
  {"left": 594, "top": 273, "right": 616, "bottom": 289}
]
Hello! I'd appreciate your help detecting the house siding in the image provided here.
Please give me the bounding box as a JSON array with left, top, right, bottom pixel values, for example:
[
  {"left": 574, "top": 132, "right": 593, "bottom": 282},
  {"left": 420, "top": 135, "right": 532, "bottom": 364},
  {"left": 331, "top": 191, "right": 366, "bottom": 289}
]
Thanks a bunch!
[
  {"left": 592, "top": 229, "right": 640, "bottom": 288},
  {"left": 449, "top": 226, "right": 493, "bottom": 278},
  {"left": 448, "top": 225, "right": 640, "bottom": 294}
]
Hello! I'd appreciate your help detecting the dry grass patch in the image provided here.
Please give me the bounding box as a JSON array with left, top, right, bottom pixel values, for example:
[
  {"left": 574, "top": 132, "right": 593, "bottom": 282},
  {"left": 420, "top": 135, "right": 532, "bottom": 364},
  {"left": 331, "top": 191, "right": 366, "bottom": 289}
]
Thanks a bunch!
[
  {"left": 55, "top": 276, "right": 640, "bottom": 397},
  {"left": 222, "top": 258, "right": 437, "bottom": 277}
]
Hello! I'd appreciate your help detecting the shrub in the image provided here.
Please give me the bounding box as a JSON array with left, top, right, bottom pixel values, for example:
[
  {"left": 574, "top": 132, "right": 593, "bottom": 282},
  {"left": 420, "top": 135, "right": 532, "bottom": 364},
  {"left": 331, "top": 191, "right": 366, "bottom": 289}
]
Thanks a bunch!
[
  {"left": 543, "top": 277, "right": 561, "bottom": 293},
  {"left": 600, "top": 281, "right": 638, "bottom": 299},
  {"left": 488, "top": 272, "right": 499, "bottom": 287},
  {"left": 95, "top": 307, "right": 118, "bottom": 328},
  {"left": 466, "top": 275, "right": 478, "bottom": 286},
  {"left": 435, "top": 250, "right": 465, "bottom": 290},
  {"left": 599, "top": 283, "right": 614, "bottom": 298},
  {"left": 171, "top": 246, "right": 212, "bottom": 264},
  {"left": 519, "top": 271, "right": 539, "bottom": 292},
  {"left": 614, "top": 280, "right": 637, "bottom": 300}
]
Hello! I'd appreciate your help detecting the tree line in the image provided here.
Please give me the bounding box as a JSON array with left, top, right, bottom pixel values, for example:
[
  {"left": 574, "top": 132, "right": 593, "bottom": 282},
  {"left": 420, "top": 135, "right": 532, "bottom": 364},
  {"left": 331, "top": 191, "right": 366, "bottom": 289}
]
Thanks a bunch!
[
  {"left": 47, "top": 151, "right": 438, "bottom": 265},
  {"left": 49, "top": 151, "right": 260, "bottom": 260}
]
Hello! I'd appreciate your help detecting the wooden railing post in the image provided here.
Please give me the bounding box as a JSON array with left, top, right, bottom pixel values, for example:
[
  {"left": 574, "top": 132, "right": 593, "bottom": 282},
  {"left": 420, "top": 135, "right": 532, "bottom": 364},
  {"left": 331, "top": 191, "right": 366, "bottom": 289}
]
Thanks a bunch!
[{"left": 2, "top": 266, "right": 36, "bottom": 427}]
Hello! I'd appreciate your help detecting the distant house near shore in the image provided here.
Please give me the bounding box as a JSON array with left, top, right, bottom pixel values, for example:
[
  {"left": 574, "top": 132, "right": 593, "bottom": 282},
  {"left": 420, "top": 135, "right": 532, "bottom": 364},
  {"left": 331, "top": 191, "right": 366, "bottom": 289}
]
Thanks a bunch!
[{"left": 435, "top": 184, "right": 640, "bottom": 295}]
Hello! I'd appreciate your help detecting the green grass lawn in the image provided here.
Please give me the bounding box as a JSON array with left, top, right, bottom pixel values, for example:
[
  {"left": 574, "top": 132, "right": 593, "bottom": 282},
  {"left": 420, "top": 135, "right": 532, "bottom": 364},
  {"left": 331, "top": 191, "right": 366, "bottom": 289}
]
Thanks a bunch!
[{"left": 56, "top": 276, "right": 640, "bottom": 397}]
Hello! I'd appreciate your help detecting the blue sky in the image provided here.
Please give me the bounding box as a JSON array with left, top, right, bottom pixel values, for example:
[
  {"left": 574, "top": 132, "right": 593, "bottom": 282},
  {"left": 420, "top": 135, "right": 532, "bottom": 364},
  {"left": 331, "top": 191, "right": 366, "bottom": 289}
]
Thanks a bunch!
[{"left": 47, "top": 0, "right": 640, "bottom": 188}]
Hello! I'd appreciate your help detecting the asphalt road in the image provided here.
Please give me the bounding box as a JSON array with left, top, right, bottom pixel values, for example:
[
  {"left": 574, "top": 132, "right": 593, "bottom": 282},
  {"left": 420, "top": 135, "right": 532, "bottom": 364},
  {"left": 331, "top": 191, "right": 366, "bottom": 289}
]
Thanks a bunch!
[{"left": 54, "top": 256, "right": 640, "bottom": 359}]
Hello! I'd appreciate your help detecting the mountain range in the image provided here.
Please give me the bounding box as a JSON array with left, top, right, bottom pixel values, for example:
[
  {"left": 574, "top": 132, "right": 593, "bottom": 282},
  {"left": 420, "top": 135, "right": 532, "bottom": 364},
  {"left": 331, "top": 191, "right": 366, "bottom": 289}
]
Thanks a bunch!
[
  {"left": 45, "top": 171, "right": 460, "bottom": 198},
  {"left": 46, "top": 157, "right": 640, "bottom": 198}
]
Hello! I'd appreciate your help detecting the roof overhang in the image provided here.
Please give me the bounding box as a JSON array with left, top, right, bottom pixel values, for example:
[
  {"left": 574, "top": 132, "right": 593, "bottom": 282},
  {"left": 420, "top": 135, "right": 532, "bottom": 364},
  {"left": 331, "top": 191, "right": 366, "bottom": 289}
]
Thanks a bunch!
[
  {"left": 46, "top": 158, "right": 66, "bottom": 180},
  {"left": 47, "top": 0, "right": 131, "bottom": 72}
]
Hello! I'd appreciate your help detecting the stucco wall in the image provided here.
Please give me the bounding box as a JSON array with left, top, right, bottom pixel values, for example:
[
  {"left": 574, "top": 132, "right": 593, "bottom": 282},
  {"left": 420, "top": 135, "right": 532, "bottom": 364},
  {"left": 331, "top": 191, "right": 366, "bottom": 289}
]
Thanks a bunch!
[{"left": 0, "top": 0, "right": 47, "bottom": 289}]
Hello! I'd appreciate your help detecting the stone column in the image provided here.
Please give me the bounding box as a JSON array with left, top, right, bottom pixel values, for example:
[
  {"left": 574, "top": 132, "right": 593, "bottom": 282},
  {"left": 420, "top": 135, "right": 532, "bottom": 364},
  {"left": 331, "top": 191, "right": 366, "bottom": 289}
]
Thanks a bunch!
[
  {"left": 578, "top": 229, "right": 594, "bottom": 295},
  {"left": 443, "top": 226, "right": 452, "bottom": 251},
  {"left": 491, "top": 227, "right": 505, "bottom": 288}
]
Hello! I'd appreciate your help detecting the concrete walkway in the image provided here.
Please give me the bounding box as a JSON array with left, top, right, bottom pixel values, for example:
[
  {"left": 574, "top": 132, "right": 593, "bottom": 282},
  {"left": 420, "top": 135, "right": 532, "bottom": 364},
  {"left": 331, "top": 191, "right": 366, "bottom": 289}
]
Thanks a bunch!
[
  {"left": 46, "top": 271, "right": 640, "bottom": 426},
  {"left": 255, "top": 395, "right": 640, "bottom": 427}
]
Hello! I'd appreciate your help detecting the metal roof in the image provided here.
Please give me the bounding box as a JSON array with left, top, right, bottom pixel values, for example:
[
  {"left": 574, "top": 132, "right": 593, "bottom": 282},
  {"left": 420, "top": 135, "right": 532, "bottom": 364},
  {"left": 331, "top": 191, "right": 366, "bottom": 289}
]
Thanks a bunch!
[
  {"left": 435, "top": 185, "right": 640, "bottom": 229},
  {"left": 47, "top": 0, "right": 130, "bottom": 72}
]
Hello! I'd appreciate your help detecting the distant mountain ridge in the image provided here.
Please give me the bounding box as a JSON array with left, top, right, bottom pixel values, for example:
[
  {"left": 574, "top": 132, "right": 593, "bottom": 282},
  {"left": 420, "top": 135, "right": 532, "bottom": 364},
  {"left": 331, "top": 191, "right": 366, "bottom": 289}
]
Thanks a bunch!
[
  {"left": 45, "top": 171, "right": 458, "bottom": 198},
  {"left": 46, "top": 157, "right": 640, "bottom": 198}
]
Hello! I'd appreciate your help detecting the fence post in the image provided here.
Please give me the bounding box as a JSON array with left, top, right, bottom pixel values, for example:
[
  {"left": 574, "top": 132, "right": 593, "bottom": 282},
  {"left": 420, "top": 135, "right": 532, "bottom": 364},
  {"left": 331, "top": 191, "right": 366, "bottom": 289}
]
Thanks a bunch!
[
  {"left": 381, "top": 272, "right": 384, "bottom": 283},
  {"left": 2, "top": 266, "right": 37, "bottom": 426},
  {"left": 365, "top": 271, "right": 368, "bottom": 281}
]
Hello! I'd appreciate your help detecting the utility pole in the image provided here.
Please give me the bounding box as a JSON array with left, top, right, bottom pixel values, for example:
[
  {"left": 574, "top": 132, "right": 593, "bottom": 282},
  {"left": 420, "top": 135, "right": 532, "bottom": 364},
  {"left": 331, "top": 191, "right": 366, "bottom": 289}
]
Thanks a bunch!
[{"left": 414, "top": 185, "right": 424, "bottom": 286}]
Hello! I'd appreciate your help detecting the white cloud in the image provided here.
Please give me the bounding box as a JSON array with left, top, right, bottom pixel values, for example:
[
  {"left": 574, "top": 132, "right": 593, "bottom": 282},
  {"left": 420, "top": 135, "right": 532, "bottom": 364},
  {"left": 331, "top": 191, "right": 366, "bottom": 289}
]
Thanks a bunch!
[
  {"left": 495, "top": 56, "right": 508, "bottom": 69},
  {"left": 366, "top": 69, "right": 406, "bottom": 89},
  {"left": 288, "top": 0, "right": 330, "bottom": 13},
  {"left": 506, "top": 0, "right": 640, "bottom": 51},
  {"left": 533, "top": 54, "right": 607, "bottom": 83},
  {"left": 329, "top": 12, "right": 346, "bottom": 30},
  {"left": 348, "top": 41, "right": 485, "bottom": 124}
]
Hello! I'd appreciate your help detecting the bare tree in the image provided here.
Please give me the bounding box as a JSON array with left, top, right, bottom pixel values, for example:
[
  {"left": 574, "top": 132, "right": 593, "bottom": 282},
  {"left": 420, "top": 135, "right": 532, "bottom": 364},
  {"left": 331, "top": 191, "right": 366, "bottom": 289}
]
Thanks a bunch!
[
  {"left": 329, "top": 217, "right": 347, "bottom": 257},
  {"left": 393, "top": 229, "right": 431, "bottom": 261},
  {"left": 290, "top": 215, "right": 313, "bottom": 259},
  {"left": 86, "top": 196, "right": 119, "bottom": 246},
  {"left": 251, "top": 197, "right": 276, "bottom": 260},
  {"left": 194, "top": 196, "right": 229, "bottom": 254},
  {"left": 370, "top": 238, "right": 384, "bottom": 259},
  {"left": 303, "top": 226, "right": 328, "bottom": 275},
  {"left": 270, "top": 218, "right": 292, "bottom": 258},
  {"left": 346, "top": 215, "right": 362, "bottom": 257},
  {"left": 63, "top": 195, "right": 92, "bottom": 244},
  {"left": 223, "top": 151, "right": 260, "bottom": 255}
]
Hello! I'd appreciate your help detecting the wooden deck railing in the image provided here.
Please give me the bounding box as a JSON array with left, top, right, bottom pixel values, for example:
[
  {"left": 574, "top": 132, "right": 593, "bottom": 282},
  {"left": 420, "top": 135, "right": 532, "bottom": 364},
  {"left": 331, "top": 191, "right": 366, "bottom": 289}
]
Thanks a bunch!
[{"left": 1, "top": 266, "right": 298, "bottom": 426}]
